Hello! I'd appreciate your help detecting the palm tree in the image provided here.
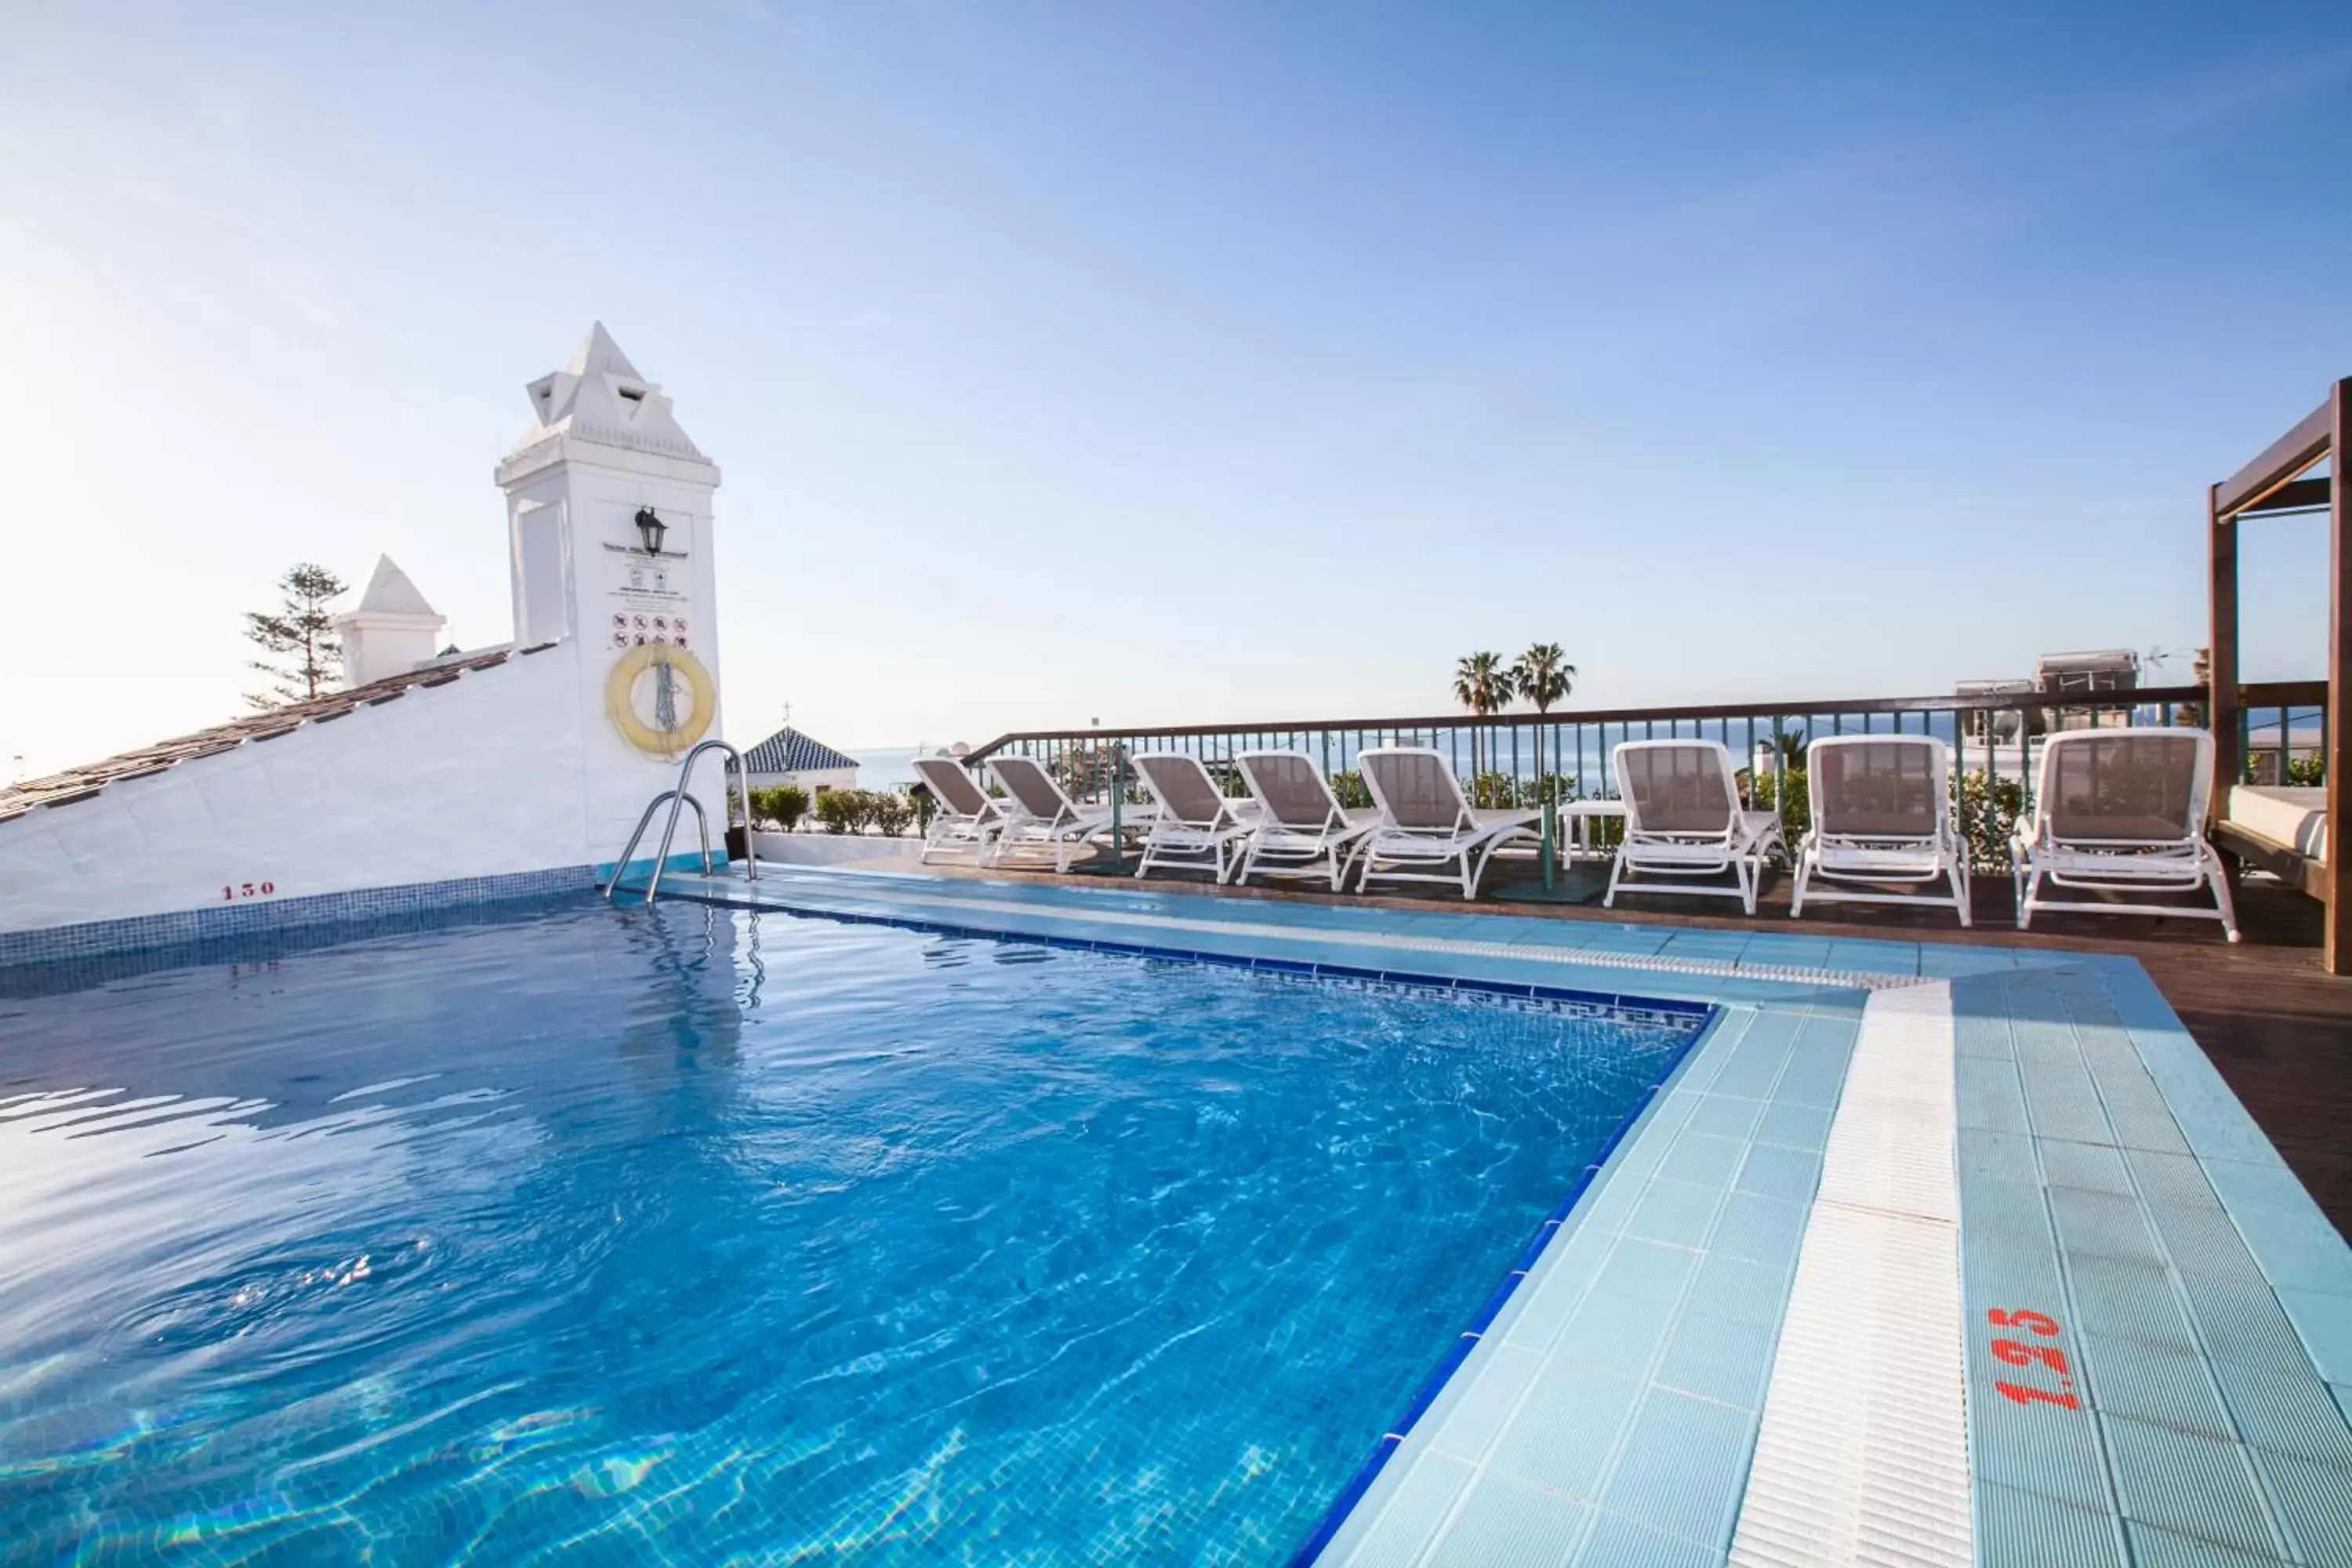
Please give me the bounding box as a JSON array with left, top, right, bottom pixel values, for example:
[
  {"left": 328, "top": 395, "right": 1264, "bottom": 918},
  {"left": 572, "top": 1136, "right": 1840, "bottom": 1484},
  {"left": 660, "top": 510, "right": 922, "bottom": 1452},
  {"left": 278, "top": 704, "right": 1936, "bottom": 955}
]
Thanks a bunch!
[
  {"left": 1453, "top": 652, "right": 1515, "bottom": 781},
  {"left": 1511, "top": 644, "right": 1577, "bottom": 802}
]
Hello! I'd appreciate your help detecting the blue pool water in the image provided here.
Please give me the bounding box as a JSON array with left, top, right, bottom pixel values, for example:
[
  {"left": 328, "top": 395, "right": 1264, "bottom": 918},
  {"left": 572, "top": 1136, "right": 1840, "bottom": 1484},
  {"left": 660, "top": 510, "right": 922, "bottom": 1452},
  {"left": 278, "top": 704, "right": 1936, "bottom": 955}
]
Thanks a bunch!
[{"left": 0, "top": 898, "right": 1702, "bottom": 1563}]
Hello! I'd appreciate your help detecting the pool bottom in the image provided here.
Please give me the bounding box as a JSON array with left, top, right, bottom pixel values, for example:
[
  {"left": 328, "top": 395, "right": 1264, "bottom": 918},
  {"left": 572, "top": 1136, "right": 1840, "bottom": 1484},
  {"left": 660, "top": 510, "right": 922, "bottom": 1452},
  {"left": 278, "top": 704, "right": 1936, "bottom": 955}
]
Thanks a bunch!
[{"left": 0, "top": 898, "right": 1706, "bottom": 1563}]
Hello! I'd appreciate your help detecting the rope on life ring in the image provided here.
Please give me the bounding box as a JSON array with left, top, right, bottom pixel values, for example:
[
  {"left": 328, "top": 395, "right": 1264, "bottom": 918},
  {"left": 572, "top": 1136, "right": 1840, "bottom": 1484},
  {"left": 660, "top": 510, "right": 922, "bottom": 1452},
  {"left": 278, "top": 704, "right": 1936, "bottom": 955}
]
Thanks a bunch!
[{"left": 605, "top": 643, "right": 716, "bottom": 757}]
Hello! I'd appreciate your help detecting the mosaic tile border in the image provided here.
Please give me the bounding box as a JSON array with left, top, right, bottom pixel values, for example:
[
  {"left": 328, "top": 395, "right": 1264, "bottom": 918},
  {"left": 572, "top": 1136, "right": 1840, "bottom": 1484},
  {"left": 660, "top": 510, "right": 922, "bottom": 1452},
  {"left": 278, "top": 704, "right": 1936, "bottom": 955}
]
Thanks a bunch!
[
  {"left": 682, "top": 886, "right": 1720, "bottom": 1025},
  {"left": 668, "top": 867, "right": 1935, "bottom": 993},
  {"left": 0, "top": 887, "right": 609, "bottom": 1000},
  {"left": 0, "top": 864, "right": 601, "bottom": 970}
]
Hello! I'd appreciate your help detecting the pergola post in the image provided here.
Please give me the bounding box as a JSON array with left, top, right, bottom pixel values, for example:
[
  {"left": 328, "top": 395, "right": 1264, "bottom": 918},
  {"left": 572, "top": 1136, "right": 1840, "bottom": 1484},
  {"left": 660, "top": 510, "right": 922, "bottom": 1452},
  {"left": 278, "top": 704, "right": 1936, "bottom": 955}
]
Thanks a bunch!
[
  {"left": 2328, "top": 379, "right": 2352, "bottom": 974},
  {"left": 2210, "top": 480, "right": 2239, "bottom": 800}
]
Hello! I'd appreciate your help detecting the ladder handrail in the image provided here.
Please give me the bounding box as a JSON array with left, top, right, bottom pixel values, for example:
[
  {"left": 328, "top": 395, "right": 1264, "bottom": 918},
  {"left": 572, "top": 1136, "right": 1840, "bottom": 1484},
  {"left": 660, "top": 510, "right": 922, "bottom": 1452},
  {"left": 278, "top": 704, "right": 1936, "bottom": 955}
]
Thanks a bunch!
[
  {"left": 604, "top": 739, "right": 761, "bottom": 905},
  {"left": 604, "top": 790, "right": 712, "bottom": 900}
]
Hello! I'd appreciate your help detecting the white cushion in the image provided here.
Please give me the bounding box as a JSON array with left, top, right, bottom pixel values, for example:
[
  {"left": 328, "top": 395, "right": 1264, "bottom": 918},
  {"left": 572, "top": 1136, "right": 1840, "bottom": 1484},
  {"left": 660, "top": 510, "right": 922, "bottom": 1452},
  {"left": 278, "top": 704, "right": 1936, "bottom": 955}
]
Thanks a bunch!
[{"left": 2230, "top": 785, "right": 2328, "bottom": 862}]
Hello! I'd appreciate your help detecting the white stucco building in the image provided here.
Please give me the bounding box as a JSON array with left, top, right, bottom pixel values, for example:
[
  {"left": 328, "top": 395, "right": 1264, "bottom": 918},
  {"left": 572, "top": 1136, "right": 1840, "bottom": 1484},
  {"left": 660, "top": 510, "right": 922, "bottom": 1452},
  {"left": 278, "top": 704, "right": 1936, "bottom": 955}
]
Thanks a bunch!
[{"left": 0, "top": 324, "right": 740, "bottom": 950}]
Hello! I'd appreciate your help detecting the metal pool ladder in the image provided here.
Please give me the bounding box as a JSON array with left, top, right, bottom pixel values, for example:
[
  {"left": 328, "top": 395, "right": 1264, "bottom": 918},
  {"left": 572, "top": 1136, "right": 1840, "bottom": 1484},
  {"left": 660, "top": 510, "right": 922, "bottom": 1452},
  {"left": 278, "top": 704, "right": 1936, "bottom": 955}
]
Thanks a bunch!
[{"left": 605, "top": 739, "right": 760, "bottom": 906}]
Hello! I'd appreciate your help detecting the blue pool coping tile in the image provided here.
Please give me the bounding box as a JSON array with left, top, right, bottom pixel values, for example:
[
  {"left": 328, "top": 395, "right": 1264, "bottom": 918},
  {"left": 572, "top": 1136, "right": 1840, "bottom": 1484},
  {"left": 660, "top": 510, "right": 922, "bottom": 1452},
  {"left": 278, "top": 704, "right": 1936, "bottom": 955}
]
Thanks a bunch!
[
  {"left": 1951, "top": 961, "right": 2352, "bottom": 1568},
  {"left": 1277, "top": 1010, "right": 1724, "bottom": 1567},
  {"left": 1314, "top": 1000, "right": 1858, "bottom": 1568}
]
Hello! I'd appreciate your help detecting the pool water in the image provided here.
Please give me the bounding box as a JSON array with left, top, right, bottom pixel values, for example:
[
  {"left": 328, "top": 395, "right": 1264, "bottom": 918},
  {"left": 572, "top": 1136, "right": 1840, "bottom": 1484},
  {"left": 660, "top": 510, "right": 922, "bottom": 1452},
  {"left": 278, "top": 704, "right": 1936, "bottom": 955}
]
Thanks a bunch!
[{"left": 0, "top": 899, "right": 1701, "bottom": 1563}]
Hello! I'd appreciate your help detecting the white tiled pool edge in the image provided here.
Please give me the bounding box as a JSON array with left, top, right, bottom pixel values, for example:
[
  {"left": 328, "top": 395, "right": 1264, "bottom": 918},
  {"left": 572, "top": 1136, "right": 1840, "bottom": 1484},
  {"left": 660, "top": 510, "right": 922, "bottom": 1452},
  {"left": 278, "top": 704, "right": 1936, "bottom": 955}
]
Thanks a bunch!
[{"left": 1730, "top": 982, "right": 1973, "bottom": 1566}]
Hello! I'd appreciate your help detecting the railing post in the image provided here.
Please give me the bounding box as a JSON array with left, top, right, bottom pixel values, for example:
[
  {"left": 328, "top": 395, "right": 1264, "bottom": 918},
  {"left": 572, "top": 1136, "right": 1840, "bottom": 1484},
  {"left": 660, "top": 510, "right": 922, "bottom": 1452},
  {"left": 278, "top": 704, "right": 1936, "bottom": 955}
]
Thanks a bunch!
[
  {"left": 1537, "top": 719, "right": 1555, "bottom": 891},
  {"left": 1769, "top": 713, "right": 1788, "bottom": 844},
  {"left": 2325, "top": 377, "right": 2352, "bottom": 973},
  {"left": 1108, "top": 739, "right": 1126, "bottom": 874}
]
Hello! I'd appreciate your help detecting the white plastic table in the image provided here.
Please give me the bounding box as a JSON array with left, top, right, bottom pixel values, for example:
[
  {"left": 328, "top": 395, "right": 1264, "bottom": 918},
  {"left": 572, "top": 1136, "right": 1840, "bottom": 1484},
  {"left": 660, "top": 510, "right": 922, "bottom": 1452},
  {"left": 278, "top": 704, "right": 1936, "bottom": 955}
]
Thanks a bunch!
[{"left": 1557, "top": 800, "right": 1626, "bottom": 863}]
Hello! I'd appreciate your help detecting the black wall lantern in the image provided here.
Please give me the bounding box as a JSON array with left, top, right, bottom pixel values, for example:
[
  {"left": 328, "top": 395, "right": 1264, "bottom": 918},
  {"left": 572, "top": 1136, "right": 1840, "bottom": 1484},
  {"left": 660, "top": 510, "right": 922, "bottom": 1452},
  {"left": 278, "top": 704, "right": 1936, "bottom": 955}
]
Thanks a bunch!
[{"left": 633, "top": 506, "right": 668, "bottom": 556}]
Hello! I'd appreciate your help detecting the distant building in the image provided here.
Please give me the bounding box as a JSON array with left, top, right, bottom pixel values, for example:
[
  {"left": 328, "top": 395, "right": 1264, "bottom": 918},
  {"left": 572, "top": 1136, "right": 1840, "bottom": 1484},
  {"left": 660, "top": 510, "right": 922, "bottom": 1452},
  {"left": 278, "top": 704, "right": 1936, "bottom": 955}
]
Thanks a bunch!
[
  {"left": 742, "top": 726, "right": 859, "bottom": 794},
  {"left": 1958, "top": 648, "right": 2143, "bottom": 744}
]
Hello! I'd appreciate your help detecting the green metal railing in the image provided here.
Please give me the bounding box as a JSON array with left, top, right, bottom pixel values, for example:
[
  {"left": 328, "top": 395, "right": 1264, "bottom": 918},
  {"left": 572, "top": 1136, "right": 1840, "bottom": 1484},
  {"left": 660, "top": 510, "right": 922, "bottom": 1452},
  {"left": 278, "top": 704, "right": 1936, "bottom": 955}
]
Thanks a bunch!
[{"left": 960, "top": 681, "right": 2326, "bottom": 880}]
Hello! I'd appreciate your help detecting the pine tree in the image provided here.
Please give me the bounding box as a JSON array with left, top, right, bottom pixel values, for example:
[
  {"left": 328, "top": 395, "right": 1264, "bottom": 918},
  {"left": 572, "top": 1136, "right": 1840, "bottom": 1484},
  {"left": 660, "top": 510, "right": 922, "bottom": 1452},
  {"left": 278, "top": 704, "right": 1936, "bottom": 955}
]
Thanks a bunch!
[{"left": 244, "top": 563, "right": 348, "bottom": 709}]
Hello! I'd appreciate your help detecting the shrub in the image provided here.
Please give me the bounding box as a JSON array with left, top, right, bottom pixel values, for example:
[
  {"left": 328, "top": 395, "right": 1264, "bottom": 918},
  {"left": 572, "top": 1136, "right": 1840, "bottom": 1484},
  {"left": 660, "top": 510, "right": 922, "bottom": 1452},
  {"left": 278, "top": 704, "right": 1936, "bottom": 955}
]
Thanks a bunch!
[
  {"left": 1752, "top": 764, "right": 2020, "bottom": 873},
  {"left": 2287, "top": 753, "right": 2326, "bottom": 787},
  {"left": 1518, "top": 772, "right": 1577, "bottom": 808},
  {"left": 750, "top": 785, "right": 810, "bottom": 832},
  {"left": 908, "top": 781, "right": 937, "bottom": 833},
  {"left": 1467, "top": 771, "right": 1517, "bottom": 810},
  {"left": 1954, "top": 770, "right": 2025, "bottom": 872},
  {"left": 1446, "top": 771, "right": 1582, "bottom": 810},
  {"left": 1328, "top": 769, "right": 1372, "bottom": 808},
  {"left": 870, "top": 793, "right": 913, "bottom": 837},
  {"left": 1200, "top": 760, "right": 1250, "bottom": 798},
  {"left": 1748, "top": 765, "right": 1810, "bottom": 856},
  {"left": 814, "top": 789, "right": 865, "bottom": 834}
]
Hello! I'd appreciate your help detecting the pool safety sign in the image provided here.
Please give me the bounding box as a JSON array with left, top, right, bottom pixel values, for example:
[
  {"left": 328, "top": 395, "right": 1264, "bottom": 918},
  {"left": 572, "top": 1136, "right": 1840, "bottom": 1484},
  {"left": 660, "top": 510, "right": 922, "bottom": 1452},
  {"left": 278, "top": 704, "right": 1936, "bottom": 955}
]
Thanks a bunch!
[{"left": 602, "top": 539, "right": 692, "bottom": 652}]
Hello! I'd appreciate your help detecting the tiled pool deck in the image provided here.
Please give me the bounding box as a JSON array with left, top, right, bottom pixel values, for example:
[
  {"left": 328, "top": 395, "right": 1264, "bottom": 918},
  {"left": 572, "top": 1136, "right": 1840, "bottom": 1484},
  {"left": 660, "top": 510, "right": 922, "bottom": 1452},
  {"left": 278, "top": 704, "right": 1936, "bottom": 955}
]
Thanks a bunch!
[{"left": 660, "top": 863, "right": 2352, "bottom": 1566}]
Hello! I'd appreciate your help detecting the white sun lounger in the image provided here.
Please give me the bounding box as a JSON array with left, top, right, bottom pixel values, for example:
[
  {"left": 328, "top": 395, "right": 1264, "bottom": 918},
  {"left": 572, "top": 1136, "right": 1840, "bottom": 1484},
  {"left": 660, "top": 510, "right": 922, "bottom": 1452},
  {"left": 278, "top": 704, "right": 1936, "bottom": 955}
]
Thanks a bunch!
[
  {"left": 1232, "top": 751, "right": 1377, "bottom": 891},
  {"left": 1131, "top": 753, "right": 1258, "bottom": 882},
  {"left": 985, "top": 754, "right": 1156, "bottom": 873},
  {"left": 1604, "top": 739, "right": 1784, "bottom": 915},
  {"left": 978, "top": 752, "right": 1152, "bottom": 879},
  {"left": 911, "top": 756, "right": 1004, "bottom": 866},
  {"left": 1791, "top": 735, "right": 1970, "bottom": 926},
  {"left": 2012, "top": 727, "right": 2238, "bottom": 941},
  {"left": 1355, "top": 746, "right": 1541, "bottom": 900}
]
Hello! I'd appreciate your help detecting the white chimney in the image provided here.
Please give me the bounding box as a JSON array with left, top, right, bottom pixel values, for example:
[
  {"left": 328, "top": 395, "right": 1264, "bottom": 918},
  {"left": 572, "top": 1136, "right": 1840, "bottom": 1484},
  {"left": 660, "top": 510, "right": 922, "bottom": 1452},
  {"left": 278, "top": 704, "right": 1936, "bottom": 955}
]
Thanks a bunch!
[{"left": 333, "top": 555, "right": 448, "bottom": 688}]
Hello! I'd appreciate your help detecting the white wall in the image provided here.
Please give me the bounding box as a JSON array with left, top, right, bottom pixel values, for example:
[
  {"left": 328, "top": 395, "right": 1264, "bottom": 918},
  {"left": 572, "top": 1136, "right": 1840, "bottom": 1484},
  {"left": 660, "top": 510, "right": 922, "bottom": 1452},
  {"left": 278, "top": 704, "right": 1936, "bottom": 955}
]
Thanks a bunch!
[
  {"left": 0, "top": 641, "right": 721, "bottom": 935},
  {"left": 748, "top": 767, "right": 858, "bottom": 794},
  {"left": 751, "top": 831, "right": 924, "bottom": 869},
  {"left": 500, "top": 442, "right": 726, "bottom": 862}
]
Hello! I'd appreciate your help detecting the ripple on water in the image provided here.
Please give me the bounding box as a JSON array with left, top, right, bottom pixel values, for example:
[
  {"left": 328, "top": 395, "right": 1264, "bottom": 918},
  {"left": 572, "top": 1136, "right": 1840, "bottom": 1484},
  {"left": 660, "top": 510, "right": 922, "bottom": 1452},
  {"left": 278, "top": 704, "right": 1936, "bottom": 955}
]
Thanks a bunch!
[{"left": 0, "top": 898, "right": 1702, "bottom": 1563}]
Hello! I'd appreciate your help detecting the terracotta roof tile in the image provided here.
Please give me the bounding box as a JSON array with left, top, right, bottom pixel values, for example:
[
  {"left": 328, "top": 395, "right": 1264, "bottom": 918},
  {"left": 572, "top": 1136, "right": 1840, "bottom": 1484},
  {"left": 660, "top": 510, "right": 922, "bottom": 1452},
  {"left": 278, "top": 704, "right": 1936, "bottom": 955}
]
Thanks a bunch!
[{"left": 0, "top": 644, "right": 549, "bottom": 818}]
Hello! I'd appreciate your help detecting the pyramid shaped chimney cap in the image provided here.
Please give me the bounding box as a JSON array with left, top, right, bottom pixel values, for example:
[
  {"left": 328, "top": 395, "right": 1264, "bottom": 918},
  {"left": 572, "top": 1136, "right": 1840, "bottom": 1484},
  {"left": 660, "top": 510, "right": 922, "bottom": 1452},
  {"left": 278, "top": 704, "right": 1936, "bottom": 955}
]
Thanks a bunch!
[
  {"left": 507, "top": 321, "right": 709, "bottom": 467},
  {"left": 354, "top": 554, "right": 439, "bottom": 619},
  {"left": 563, "top": 321, "right": 642, "bottom": 380}
]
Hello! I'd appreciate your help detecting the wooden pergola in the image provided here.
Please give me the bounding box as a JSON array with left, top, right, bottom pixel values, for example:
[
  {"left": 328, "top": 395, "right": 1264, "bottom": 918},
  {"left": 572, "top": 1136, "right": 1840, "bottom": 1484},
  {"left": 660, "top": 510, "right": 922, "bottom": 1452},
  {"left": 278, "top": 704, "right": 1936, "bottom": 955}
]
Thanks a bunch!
[{"left": 2209, "top": 376, "right": 2350, "bottom": 971}]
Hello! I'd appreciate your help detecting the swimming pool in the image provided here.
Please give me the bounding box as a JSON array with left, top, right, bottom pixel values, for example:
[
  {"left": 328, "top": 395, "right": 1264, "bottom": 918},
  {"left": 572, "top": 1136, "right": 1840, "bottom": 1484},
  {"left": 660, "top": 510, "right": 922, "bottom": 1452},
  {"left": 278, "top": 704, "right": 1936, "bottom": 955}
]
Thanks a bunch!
[{"left": 0, "top": 898, "right": 1705, "bottom": 1562}]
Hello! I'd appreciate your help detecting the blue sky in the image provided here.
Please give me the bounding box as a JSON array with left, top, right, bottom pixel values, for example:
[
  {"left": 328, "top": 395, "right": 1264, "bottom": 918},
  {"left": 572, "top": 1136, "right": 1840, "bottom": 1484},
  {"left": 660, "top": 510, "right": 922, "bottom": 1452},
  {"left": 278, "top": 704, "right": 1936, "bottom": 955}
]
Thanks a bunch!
[{"left": 3, "top": 2, "right": 2347, "bottom": 775}]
